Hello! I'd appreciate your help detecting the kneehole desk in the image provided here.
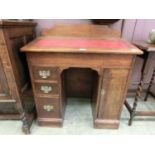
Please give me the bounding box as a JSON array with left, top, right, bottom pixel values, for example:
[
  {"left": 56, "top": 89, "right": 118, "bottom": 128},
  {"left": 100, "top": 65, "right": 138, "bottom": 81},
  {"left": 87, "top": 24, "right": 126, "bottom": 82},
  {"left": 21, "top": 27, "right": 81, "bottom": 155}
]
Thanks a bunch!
[{"left": 21, "top": 37, "right": 142, "bottom": 129}]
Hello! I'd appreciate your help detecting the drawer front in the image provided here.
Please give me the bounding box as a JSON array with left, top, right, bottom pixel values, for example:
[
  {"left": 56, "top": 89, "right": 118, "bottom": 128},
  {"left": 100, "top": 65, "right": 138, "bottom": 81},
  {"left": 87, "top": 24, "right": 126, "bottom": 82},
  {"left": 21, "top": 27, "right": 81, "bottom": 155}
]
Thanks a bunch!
[
  {"left": 36, "top": 97, "right": 61, "bottom": 118},
  {"left": 34, "top": 82, "right": 59, "bottom": 95},
  {"left": 32, "top": 66, "right": 59, "bottom": 80}
]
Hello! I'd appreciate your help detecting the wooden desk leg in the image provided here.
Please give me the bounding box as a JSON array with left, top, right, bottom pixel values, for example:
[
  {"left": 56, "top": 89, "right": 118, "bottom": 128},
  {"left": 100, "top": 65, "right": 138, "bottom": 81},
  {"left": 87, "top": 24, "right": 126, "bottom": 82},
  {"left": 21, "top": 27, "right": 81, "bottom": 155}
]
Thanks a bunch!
[{"left": 144, "top": 68, "right": 155, "bottom": 101}]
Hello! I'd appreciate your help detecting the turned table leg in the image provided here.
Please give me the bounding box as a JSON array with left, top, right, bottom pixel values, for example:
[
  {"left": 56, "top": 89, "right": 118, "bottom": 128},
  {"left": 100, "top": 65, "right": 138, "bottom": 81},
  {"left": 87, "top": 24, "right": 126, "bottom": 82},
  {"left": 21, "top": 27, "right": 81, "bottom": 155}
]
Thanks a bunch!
[
  {"left": 144, "top": 68, "right": 155, "bottom": 101},
  {"left": 21, "top": 112, "right": 31, "bottom": 134},
  {"left": 21, "top": 112, "right": 30, "bottom": 134},
  {"left": 128, "top": 53, "right": 148, "bottom": 125},
  {"left": 129, "top": 76, "right": 144, "bottom": 125},
  {"left": 21, "top": 110, "right": 35, "bottom": 135}
]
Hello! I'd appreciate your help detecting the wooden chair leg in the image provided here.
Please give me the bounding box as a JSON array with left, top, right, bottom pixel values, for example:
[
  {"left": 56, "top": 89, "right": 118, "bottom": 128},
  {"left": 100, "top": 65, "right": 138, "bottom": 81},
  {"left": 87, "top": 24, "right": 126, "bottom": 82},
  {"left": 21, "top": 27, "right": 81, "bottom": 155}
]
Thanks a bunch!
[
  {"left": 21, "top": 112, "right": 31, "bottom": 134},
  {"left": 129, "top": 111, "right": 135, "bottom": 126},
  {"left": 144, "top": 68, "right": 155, "bottom": 101},
  {"left": 129, "top": 97, "right": 138, "bottom": 126}
]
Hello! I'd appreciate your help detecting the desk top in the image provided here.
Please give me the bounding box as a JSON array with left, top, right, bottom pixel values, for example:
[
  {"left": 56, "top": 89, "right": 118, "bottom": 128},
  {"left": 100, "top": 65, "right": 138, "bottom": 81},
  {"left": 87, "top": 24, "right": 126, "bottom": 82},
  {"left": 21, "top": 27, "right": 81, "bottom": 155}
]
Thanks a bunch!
[
  {"left": 21, "top": 37, "right": 142, "bottom": 55},
  {"left": 133, "top": 41, "right": 155, "bottom": 52}
]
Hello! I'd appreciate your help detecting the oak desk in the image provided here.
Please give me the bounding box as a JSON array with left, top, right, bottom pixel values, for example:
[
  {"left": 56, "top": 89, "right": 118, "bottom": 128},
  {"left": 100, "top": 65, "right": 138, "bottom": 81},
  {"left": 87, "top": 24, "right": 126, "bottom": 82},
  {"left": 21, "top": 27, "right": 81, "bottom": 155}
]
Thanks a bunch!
[{"left": 21, "top": 36, "right": 142, "bottom": 129}]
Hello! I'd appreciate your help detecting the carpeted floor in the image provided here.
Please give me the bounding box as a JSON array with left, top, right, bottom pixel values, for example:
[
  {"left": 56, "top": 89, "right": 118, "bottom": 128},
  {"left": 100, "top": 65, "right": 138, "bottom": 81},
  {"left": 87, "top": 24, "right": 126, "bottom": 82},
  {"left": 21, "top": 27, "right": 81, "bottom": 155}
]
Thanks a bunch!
[{"left": 0, "top": 97, "right": 155, "bottom": 135}]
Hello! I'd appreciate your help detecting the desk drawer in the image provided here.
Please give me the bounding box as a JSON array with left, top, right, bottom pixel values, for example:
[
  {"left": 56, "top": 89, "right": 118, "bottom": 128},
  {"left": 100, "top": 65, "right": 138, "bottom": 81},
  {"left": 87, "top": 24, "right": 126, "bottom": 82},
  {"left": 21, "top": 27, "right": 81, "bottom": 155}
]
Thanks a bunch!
[
  {"left": 36, "top": 97, "right": 61, "bottom": 118},
  {"left": 34, "top": 82, "right": 59, "bottom": 95},
  {"left": 32, "top": 66, "right": 59, "bottom": 81}
]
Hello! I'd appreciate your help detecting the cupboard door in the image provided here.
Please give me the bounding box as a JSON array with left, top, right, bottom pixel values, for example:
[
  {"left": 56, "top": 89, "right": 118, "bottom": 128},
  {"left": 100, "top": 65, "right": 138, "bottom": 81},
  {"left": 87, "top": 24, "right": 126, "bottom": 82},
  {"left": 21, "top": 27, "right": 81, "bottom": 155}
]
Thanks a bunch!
[
  {"left": 97, "top": 68, "right": 129, "bottom": 120},
  {"left": 0, "top": 58, "right": 18, "bottom": 113}
]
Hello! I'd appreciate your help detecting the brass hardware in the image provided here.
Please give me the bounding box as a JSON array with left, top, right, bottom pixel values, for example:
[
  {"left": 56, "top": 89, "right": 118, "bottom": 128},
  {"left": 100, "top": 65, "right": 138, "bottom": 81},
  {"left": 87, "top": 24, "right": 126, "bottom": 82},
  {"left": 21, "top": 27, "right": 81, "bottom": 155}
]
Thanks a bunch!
[
  {"left": 43, "top": 105, "right": 54, "bottom": 112},
  {"left": 40, "top": 85, "right": 52, "bottom": 93},
  {"left": 101, "top": 89, "right": 105, "bottom": 96},
  {"left": 39, "top": 70, "right": 50, "bottom": 79}
]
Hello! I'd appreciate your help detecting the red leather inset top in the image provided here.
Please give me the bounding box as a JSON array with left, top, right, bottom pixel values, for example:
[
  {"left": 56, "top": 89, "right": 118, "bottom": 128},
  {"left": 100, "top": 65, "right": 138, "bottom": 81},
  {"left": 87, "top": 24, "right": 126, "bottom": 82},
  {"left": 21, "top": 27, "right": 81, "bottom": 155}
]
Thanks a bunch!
[{"left": 35, "top": 38, "right": 129, "bottom": 49}]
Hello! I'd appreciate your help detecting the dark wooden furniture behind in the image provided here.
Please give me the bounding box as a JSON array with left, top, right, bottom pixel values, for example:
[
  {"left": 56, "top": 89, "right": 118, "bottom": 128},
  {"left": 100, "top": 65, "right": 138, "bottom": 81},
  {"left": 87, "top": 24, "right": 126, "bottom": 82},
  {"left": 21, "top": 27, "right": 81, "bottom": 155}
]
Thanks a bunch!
[
  {"left": 21, "top": 25, "right": 142, "bottom": 129},
  {"left": 0, "top": 20, "right": 36, "bottom": 134},
  {"left": 125, "top": 41, "right": 155, "bottom": 125}
]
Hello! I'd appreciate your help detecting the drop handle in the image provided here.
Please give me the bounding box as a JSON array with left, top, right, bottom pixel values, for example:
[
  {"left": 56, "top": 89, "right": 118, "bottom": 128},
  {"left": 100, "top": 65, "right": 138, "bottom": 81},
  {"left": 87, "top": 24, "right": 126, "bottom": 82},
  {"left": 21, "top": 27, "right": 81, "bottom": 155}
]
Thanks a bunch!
[
  {"left": 43, "top": 105, "right": 54, "bottom": 112},
  {"left": 40, "top": 85, "right": 52, "bottom": 93},
  {"left": 39, "top": 70, "right": 51, "bottom": 79}
]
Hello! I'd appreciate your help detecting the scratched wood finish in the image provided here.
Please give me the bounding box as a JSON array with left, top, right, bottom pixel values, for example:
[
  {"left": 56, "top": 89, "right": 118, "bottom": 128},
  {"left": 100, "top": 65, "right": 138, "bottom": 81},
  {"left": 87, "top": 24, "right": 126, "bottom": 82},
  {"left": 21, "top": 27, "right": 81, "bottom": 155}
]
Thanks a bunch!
[{"left": 21, "top": 25, "right": 142, "bottom": 129}]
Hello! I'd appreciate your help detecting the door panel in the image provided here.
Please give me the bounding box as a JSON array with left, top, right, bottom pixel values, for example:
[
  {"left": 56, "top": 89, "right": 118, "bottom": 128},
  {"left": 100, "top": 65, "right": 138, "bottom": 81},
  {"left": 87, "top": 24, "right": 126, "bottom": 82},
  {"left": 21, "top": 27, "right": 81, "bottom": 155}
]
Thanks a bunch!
[{"left": 97, "top": 68, "right": 129, "bottom": 119}]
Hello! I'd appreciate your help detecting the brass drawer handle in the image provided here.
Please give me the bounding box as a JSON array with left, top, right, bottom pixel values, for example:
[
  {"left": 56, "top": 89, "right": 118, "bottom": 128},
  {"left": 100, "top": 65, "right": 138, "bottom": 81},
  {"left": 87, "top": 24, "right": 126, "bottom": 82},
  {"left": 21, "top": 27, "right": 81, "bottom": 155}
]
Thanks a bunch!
[
  {"left": 40, "top": 85, "right": 52, "bottom": 93},
  {"left": 38, "top": 70, "right": 51, "bottom": 79},
  {"left": 43, "top": 105, "right": 54, "bottom": 112}
]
